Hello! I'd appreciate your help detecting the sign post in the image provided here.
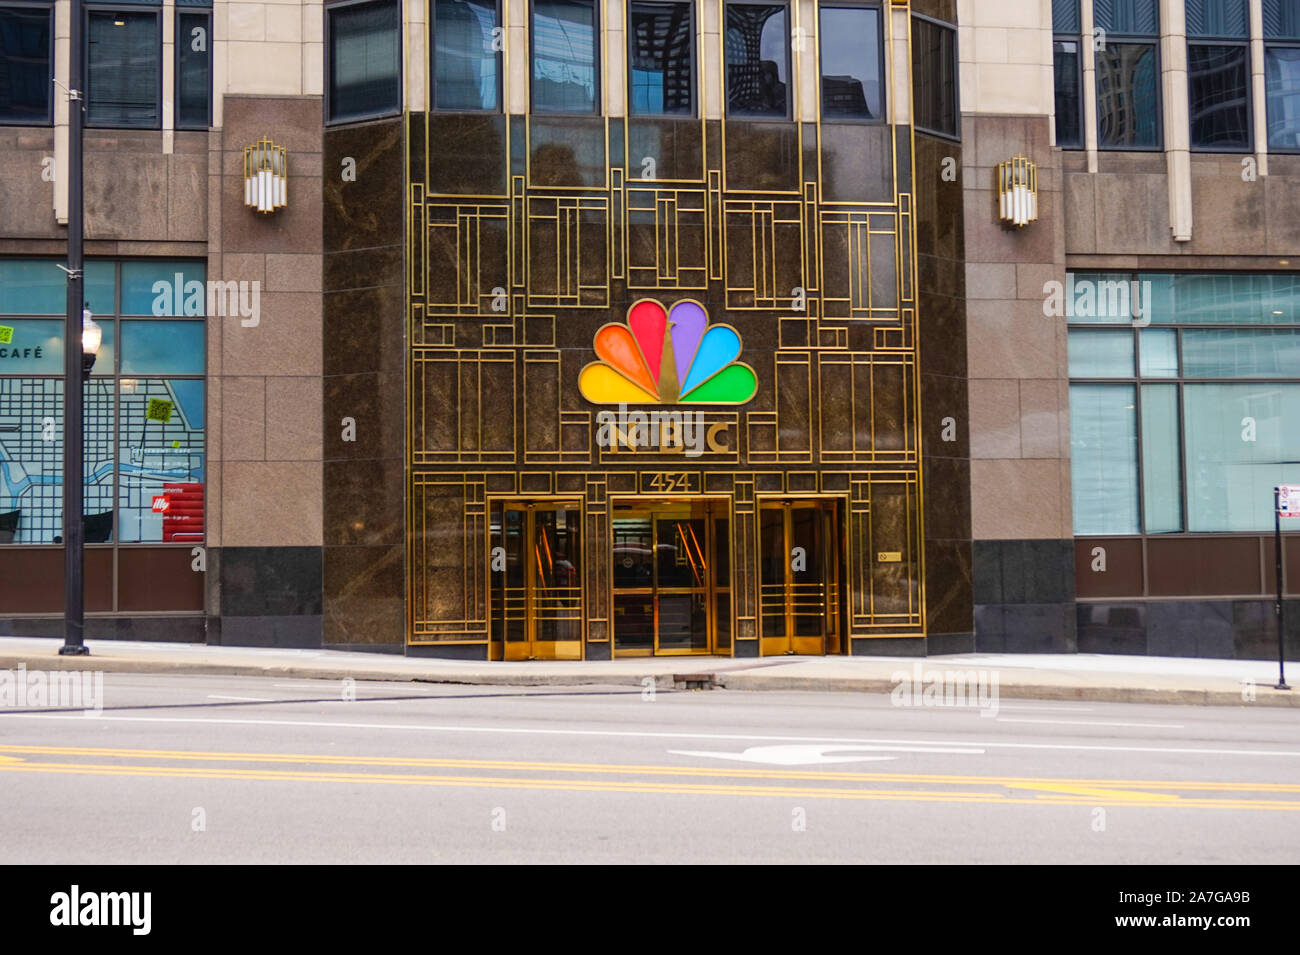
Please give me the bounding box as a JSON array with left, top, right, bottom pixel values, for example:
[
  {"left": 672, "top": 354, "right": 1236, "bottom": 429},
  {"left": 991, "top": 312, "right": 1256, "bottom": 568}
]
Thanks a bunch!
[{"left": 1274, "top": 486, "right": 1300, "bottom": 690}]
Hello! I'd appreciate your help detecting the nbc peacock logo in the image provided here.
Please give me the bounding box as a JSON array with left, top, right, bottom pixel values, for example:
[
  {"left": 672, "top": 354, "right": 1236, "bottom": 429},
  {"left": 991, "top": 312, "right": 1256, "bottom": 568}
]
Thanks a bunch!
[{"left": 578, "top": 298, "right": 759, "bottom": 405}]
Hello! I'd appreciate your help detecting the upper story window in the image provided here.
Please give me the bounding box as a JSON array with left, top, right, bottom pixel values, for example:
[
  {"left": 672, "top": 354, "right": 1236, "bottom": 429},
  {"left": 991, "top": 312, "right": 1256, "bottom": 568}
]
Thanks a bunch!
[
  {"left": 532, "top": 0, "right": 598, "bottom": 114},
  {"left": 176, "top": 5, "right": 212, "bottom": 129},
  {"left": 1053, "top": 0, "right": 1082, "bottom": 147},
  {"left": 1186, "top": 0, "right": 1251, "bottom": 151},
  {"left": 0, "top": 2, "right": 53, "bottom": 126},
  {"left": 432, "top": 0, "right": 500, "bottom": 111},
  {"left": 326, "top": 0, "right": 402, "bottom": 124},
  {"left": 86, "top": 7, "right": 162, "bottom": 128},
  {"left": 819, "top": 3, "right": 884, "bottom": 122},
  {"left": 1264, "top": 0, "right": 1300, "bottom": 151},
  {"left": 629, "top": 0, "right": 693, "bottom": 117},
  {"left": 1094, "top": 0, "right": 1161, "bottom": 149},
  {"left": 725, "top": 1, "right": 789, "bottom": 119},
  {"left": 912, "top": 13, "right": 957, "bottom": 138}
]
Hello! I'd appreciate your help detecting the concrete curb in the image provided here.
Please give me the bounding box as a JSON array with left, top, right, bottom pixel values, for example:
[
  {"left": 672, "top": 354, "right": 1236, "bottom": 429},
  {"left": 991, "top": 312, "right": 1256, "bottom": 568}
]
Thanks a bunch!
[{"left": 2, "top": 650, "right": 1295, "bottom": 706}]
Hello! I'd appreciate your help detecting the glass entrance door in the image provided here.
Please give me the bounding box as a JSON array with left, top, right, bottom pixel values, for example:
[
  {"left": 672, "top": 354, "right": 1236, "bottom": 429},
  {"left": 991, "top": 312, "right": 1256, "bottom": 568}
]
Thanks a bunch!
[
  {"left": 760, "top": 500, "right": 842, "bottom": 655},
  {"left": 612, "top": 500, "right": 729, "bottom": 656},
  {"left": 489, "top": 500, "right": 583, "bottom": 660}
]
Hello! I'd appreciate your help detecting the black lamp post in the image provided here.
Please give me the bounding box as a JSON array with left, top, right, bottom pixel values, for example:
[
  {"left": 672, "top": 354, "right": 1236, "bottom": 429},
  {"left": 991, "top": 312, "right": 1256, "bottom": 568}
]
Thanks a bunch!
[{"left": 59, "top": 0, "right": 93, "bottom": 657}]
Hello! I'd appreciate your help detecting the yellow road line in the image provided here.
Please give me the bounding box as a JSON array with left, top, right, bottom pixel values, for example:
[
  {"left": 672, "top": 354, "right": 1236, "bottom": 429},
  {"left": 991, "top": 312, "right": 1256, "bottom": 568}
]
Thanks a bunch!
[
  {"left": 0, "top": 744, "right": 1296, "bottom": 794},
  {"left": 1, "top": 759, "right": 1298, "bottom": 810}
]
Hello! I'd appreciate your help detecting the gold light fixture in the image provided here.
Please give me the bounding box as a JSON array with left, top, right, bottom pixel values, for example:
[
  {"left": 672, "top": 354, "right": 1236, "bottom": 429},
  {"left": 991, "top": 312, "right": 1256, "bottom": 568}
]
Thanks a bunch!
[
  {"left": 243, "top": 138, "right": 287, "bottom": 214},
  {"left": 997, "top": 156, "right": 1038, "bottom": 228}
]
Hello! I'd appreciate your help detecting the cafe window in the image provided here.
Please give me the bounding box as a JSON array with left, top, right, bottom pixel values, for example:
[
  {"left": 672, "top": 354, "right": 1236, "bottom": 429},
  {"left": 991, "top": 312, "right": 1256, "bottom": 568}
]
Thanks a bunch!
[
  {"left": 819, "top": 3, "right": 884, "bottom": 121},
  {"left": 326, "top": 0, "right": 402, "bottom": 123},
  {"left": 0, "top": 3, "right": 54, "bottom": 125},
  {"left": 0, "top": 258, "right": 206, "bottom": 546},
  {"left": 725, "top": 1, "right": 789, "bottom": 118}
]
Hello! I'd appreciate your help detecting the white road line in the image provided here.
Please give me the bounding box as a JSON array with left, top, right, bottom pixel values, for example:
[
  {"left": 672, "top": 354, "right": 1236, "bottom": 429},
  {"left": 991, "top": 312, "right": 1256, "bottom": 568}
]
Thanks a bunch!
[
  {"left": 995, "top": 704, "right": 1095, "bottom": 713},
  {"left": 996, "top": 718, "right": 1185, "bottom": 729},
  {"left": 0, "top": 711, "right": 1295, "bottom": 759},
  {"left": 206, "top": 695, "right": 272, "bottom": 703}
]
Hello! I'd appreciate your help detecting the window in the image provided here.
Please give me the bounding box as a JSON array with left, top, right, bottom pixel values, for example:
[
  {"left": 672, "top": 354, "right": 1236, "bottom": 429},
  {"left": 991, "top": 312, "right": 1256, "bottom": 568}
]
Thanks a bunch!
[
  {"left": 1067, "top": 271, "right": 1300, "bottom": 536},
  {"left": 1094, "top": 0, "right": 1160, "bottom": 149},
  {"left": 175, "top": 6, "right": 211, "bottom": 128},
  {"left": 0, "top": 259, "right": 205, "bottom": 547},
  {"left": 629, "top": 1, "right": 693, "bottom": 116},
  {"left": 1265, "top": 0, "right": 1300, "bottom": 150},
  {"left": 912, "top": 14, "right": 957, "bottom": 138},
  {"left": 1053, "top": 0, "right": 1082, "bottom": 147},
  {"left": 1186, "top": 0, "right": 1250, "bottom": 150},
  {"left": 532, "top": 0, "right": 598, "bottom": 113},
  {"left": 819, "top": 4, "right": 884, "bottom": 121},
  {"left": 432, "top": 0, "right": 500, "bottom": 111},
  {"left": 326, "top": 0, "right": 401, "bottom": 123},
  {"left": 725, "top": 1, "right": 789, "bottom": 118},
  {"left": 0, "top": 3, "right": 53, "bottom": 125},
  {"left": 86, "top": 8, "right": 161, "bottom": 128}
]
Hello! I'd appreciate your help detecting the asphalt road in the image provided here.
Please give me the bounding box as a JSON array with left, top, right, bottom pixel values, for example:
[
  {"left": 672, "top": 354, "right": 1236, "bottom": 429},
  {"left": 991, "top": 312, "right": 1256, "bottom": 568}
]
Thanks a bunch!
[{"left": 1, "top": 672, "right": 1298, "bottom": 864}]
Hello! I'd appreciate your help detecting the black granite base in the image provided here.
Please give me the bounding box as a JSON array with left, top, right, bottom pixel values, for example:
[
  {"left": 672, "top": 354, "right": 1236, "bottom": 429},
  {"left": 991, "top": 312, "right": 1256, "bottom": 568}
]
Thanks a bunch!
[
  {"left": 216, "top": 615, "right": 322, "bottom": 649},
  {"left": 1078, "top": 599, "right": 1300, "bottom": 660},
  {"left": 0, "top": 616, "right": 206, "bottom": 642},
  {"left": 852, "top": 636, "right": 926, "bottom": 657},
  {"left": 405, "top": 642, "right": 490, "bottom": 660},
  {"left": 927, "top": 631, "right": 977, "bottom": 655}
]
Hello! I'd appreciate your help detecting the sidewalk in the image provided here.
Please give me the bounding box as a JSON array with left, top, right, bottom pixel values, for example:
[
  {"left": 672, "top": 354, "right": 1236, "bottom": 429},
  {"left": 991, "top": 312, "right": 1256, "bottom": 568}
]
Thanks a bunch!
[{"left": 0, "top": 635, "right": 1296, "bottom": 707}]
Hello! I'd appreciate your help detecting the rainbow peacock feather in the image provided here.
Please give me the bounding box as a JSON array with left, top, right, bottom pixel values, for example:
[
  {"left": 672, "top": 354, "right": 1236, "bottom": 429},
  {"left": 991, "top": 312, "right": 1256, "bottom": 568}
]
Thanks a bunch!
[{"left": 578, "top": 299, "right": 758, "bottom": 405}]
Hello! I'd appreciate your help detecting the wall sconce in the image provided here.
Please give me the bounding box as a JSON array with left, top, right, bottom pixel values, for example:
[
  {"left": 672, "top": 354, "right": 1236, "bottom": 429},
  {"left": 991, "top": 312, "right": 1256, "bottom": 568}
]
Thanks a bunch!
[
  {"left": 243, "top": 138, "right": 287, "bottom": 214},
  {"left": 997, "top": 156, "right": 1038, "bottom": 228}
]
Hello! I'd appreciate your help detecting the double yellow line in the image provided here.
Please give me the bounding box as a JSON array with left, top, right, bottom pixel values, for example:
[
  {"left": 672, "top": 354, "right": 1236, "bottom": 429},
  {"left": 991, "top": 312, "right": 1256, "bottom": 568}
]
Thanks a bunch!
[{"left": 1, "top": 744, "right": 1298, "bottom": 810}]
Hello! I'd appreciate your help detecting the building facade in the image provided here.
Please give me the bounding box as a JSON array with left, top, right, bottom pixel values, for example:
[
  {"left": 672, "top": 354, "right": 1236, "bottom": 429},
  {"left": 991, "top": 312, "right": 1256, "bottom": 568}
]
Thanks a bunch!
[{"left": 0, "top": 0, "right": 1296, "bottom": 659}]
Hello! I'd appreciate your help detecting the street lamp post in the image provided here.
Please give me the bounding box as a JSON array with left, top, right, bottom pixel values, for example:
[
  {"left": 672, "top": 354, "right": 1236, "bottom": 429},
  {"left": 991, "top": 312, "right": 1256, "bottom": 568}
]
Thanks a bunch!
[{"left": 59, "top": 0, "right": 90, "bottom": 656}]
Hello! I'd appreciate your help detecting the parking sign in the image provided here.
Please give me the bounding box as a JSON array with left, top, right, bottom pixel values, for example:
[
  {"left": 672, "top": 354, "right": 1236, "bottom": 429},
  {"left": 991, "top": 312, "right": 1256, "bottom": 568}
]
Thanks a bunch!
[{"left": 1279, "top": 486, "right": 1300, "bottom": 518}]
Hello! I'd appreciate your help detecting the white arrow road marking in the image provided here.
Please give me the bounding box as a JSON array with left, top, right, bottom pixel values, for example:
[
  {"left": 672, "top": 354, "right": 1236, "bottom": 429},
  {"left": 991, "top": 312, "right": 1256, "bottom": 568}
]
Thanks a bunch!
[{"left": 668, "top": 743, "right": 984, "bottom": 765}]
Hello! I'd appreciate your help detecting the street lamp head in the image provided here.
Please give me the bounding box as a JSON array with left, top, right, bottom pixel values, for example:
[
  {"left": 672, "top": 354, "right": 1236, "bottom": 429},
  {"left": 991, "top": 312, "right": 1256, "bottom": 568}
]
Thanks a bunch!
[{"left": 81, "top": 306, "right": 101, "bottom": 376}]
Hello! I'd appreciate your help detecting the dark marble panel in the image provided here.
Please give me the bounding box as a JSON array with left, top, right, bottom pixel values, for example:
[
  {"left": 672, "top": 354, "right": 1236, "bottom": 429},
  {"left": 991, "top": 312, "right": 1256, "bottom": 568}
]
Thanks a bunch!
[
  {"left": 917, "top": 293, "right": 966, "bottom": 379},
  {"left": 323, "top": 544, "right": 404, "bottom": 646},
  {"left": 1076, "top": 602, "right": 1147, "bottom": 655},
  {"left": 928, "top": 631, "right": 976, "bottom": 655},
  {"left": 323, "top": 371, "right": 404, "bottom": 463},
  {"left": 585, "top": 641, "right": 611, "bottom": 661},
  {"left": 819, "top": 123, "right": 893, "bottom": 203},
  {"left": 407, "top": 642, "right": 491, "bottom": 660},
  {"left": 529, "top": 117, "right": 607, "bottom": 187},
  {"left": 323, "top": 118, "right": 404, "bottom": 253},
  {"left": 920, "top": 372, "right": 970, "bottom": 460},
  {"left": 0, "top": 618, "right": 63, "bottom": 638},
  {"left": 723, "top": 121, "right": 799, "bottom": 191},
  {"left": 324, "top": 458, "right": 404, "bottom": 547},
  {"left": 851, "top": 637, "right": 926, "bottom": 657},
  {"left": 218, "top": 614, "right": 323, "bottom": 648},
  {"left": 220, "top": 546, "right": 323, "bottom": 617},
  {"left": 1232, "top": 599, "right": 1300, "bottom": 661},
  {"left": 1147, "top": 600, "right": 1235, "bottom": 658},
  {"left": 922, "top": 456, "right": 972, "bottom": 543},
  {"left": 323, "top": 245, "right": 403, "bottom": 295},
  {"left": 912, "top": 137, "right": 964, "bottom": 262},
  {"left": 426, "top": 114, "right": 507, "bottom": 196},
  {"left": 408, "top": 113, "right": 426, "bottom": 187},
  {"left": 323, "top": 284, "right": 406, "bottom": 377},
  {"left": 104, "top": 616, "right": 206, "bottom": 642},
  {"left": 973, "top": 604, "right": 1006, "bottom": 652},
  {"left": 924, "top": 537, "right": 973, "bottom": 637},
  {"left": 626, "top": 118, "right": 703, "bottom": 181},
  {"left": 734, "top": 639, "right": 759, "bottom": 657}
]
